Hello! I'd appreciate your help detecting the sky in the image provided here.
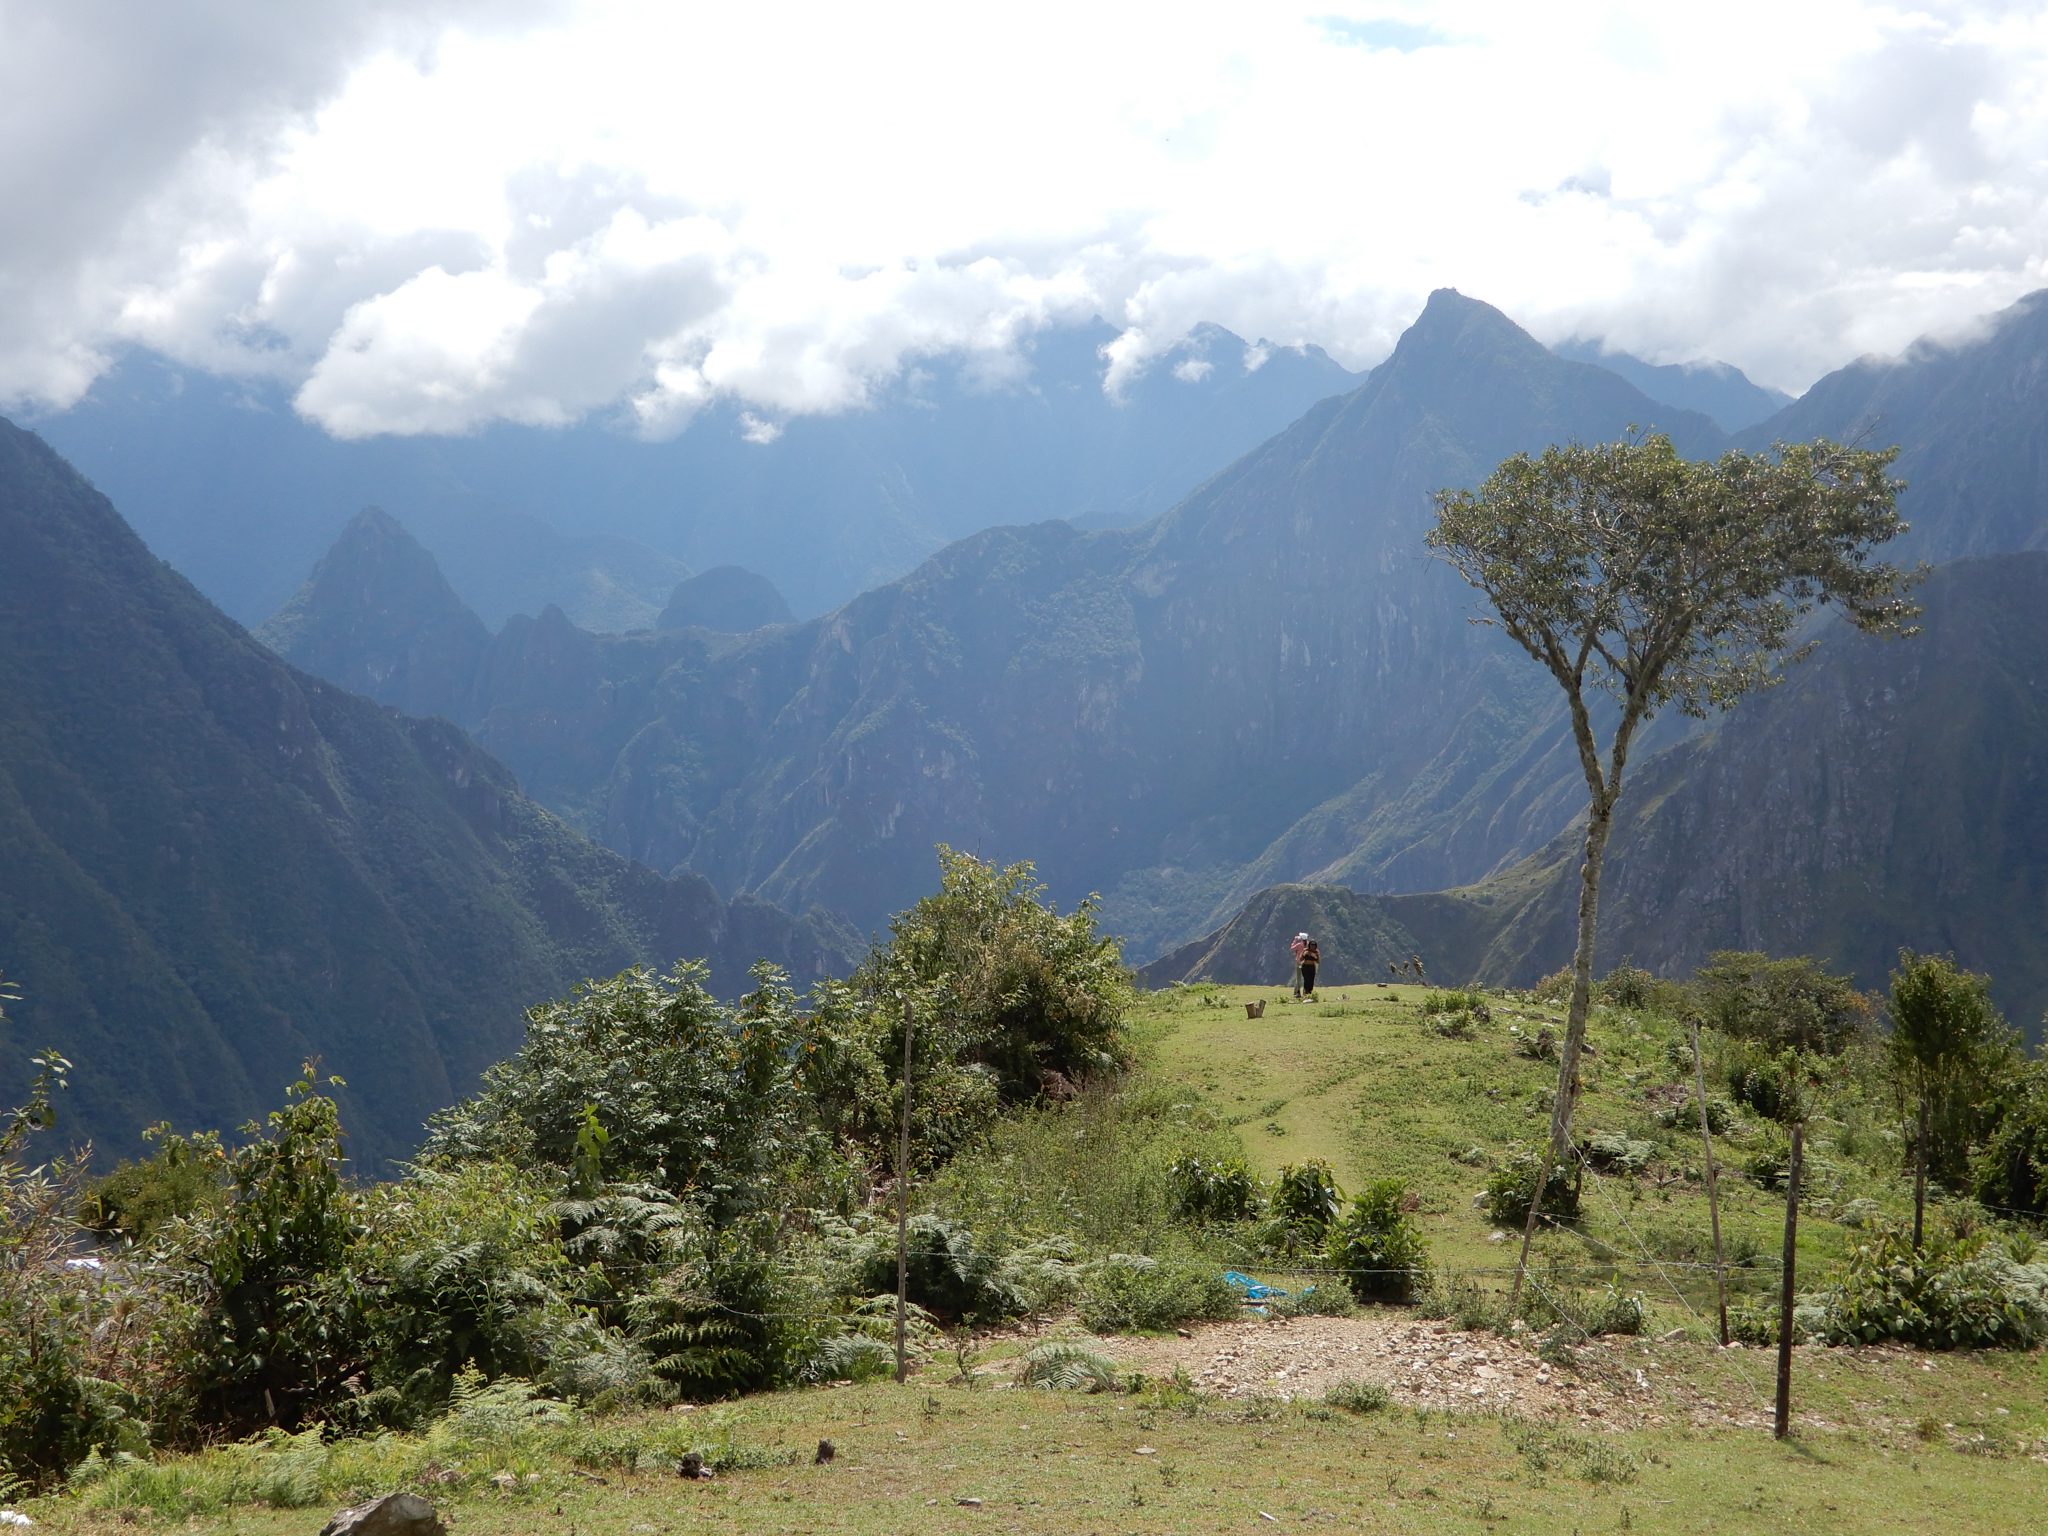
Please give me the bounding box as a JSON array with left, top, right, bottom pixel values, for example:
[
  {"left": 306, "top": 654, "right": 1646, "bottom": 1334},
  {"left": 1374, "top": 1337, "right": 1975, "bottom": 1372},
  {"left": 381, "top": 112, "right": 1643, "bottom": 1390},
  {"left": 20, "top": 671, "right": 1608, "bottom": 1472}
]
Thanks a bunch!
[{"left": 3, "top": 0, "right": 2045, "bottom": 439}]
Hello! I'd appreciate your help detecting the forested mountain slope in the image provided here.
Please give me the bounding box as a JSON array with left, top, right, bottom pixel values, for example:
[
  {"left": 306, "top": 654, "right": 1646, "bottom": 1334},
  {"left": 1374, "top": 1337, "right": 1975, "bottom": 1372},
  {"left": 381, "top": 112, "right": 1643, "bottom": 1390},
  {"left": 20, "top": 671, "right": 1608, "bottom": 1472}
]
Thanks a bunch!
[
  {"left": 1740, "top": 288, "right": 2048, "bottom": 562},
  {"left": 0, "top": 420, "right": 855, "bottom": 1169}
]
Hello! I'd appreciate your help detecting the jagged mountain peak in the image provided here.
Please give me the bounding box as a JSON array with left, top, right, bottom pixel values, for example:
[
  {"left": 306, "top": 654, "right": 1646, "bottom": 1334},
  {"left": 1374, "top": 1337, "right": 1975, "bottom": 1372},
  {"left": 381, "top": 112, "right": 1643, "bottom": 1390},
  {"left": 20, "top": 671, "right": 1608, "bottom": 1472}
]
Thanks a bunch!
[{"left": 258, "top": 506, "right": 488, "bottom": 720}]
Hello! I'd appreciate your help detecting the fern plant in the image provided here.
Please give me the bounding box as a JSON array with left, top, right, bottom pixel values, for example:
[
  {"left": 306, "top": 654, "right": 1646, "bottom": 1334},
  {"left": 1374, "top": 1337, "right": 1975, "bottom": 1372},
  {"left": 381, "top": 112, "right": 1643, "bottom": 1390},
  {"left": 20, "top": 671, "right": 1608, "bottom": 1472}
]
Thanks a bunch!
[{"left": 1017, "top": 1342, "right": 1120, "bottom": 1392}]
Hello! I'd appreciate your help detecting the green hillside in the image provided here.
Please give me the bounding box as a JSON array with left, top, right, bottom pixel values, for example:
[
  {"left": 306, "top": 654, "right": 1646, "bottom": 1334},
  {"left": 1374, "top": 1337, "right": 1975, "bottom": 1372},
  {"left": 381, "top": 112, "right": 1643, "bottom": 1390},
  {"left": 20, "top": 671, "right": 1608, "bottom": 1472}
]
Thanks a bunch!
[{"left": 18, "top": 976, "right": 2047, "bottom": 1534}]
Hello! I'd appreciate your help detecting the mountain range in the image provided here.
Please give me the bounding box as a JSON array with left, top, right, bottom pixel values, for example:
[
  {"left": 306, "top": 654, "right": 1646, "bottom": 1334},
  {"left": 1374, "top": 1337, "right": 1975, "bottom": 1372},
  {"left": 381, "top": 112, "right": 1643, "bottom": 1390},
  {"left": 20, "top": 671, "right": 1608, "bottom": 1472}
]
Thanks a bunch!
[
  {"left": 258, "top": 291, "right": 1733, "bottom": 959},
  {"left": 0, "top": 419, "right": 855, "bottom": 1169},
  {"left": 32, "top": 322, "right": 1364, "bottom": 629},
  {"left": 17, "top": 281, "right": 2048, "bottom": 1161}
]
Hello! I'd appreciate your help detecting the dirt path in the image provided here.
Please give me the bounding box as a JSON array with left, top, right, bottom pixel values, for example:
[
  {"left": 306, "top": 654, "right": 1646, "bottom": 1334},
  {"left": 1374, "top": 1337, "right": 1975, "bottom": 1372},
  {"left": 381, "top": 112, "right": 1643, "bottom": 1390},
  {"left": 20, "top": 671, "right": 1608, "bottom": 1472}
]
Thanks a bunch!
[{"left": 1096, "top": 1313, "right": 1637, "bottom": 1422}]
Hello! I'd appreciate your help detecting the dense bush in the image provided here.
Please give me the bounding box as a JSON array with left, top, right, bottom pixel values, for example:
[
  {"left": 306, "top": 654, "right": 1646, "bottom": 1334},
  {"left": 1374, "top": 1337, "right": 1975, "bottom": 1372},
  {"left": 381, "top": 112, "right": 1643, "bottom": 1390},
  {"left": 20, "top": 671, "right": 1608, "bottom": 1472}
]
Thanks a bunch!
[
  {"left": 422, "top": 965, "right": 834, "bottom": 1223},
  {"left": 78, "top": 1126, "right": 228, "bottom": 1244},
  {"left": 1326, "top": 1181, "right": 1427, "bottom": 1303},
  {"left": 1483, "top": 1149, "right": 1581, "bottom": 1227},
  {"left": 1167, "top": 1153, "right": 1263, "bottom": 1223},
  {"left": 1692, "top": 952, "right": 1875, "bottom": 1055},
  {"left": 181, "top": 1068, "right": 366, "bottom": 1436},
  {"left": 1814, "top": 1228, "right": 2047, "bottom": 1349},
  {"left": 837, "top": 1213, "right": 1016, "bottom": 1323},
  {"left": 351, "top": 1161, "right": 591, "bottom": 1423},
  {"left": 857, "top": 847, "right": 1134, "bottom": 1106},
  {"left": 1975, "top": 1060, "right": 2048, "bottom": 1218},
  {"left": 1079, "top": 1254, "right": 1239, "bottom": 1333},
  {"left": 1268, "top": 1160, "right": 1343, "bottom": 1252}
]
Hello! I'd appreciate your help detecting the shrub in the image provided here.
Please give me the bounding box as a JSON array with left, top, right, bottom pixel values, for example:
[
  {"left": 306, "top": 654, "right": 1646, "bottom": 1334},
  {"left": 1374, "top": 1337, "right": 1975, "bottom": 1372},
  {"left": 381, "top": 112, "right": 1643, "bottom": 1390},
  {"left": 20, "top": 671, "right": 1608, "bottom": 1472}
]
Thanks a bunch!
[
  {"left": 1583, "top": 1131, "right": 1654, "bottom": 1175},
  {"left": 1017, "top": 1341, "right": 1121, "bottom": 1392},
  {"left": 1079, "top": 1255, "right": 1239, "bottom": 1333},
  {"left": 1168, "top": 1153, "right": 1263, "bottom": 1224},
  {"left": 1976, "top": 1060, "right": 2048, "bottom": 1218},
  {"left": 180, "top": 1067, "right": 365, "bottom": 1435},
  {"left": 78, "top": 1125, "right": 228, "bottom": 1244},
  {"left": 1269, "top": 1160, "right": 1343, "bottom": 1248},
  {"left": 1267, "top": 1281, "right": 1356, "bottom": 1319},
  {"left": 1692, "top": 952, "right": 1875, "bottom": 1055},
  {"left": 1657, "top": 1096, "right": 1734, "bottom": 1136},
  {"left": 1512, "top": 1025, "right": 1559, "bottom": 1062},
  {"left": 1420, "top": 988, "right": 1487, "bottom": 1017},
  {"left": 1325, "top": 1180, "right": 1427, "bottom": 1303},
  {"left": 840, "top": 1213, "right": 1016, "bottom": 1323},
  {"left": 1598, "top": 961, "right": 1655, "bottom": 1010},
  {"left": 1814, "top": 1227, "right": 2047, "bottom": 1350},
  {"left": 1323, "top": 1377, "right": 1390, "bottom": 1413},
  {"left": 1483, "top": 1149, "right": 1581, "bottom": 1227}
]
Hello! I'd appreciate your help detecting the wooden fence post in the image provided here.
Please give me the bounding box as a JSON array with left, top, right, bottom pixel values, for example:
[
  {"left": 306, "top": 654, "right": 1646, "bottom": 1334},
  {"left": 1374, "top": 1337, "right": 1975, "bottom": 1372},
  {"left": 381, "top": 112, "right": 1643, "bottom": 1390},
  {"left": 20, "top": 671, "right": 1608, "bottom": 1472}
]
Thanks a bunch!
[
  {"left": 1690, "top": 1019, "right": 1730, "bottom": 1346},
  {"left": 895, "top": 997, "right": 914, "bottom": 1384},
  {"left": 1773, "top": 1119, "right": 1804, "bottom": 1440}
]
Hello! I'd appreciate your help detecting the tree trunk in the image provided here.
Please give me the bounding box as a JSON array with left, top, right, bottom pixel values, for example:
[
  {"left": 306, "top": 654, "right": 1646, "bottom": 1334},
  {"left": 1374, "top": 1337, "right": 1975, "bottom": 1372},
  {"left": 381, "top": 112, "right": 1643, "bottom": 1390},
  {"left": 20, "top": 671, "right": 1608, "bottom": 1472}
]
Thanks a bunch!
[
  {"left": 1912, "top": 1093, "right": 1929, "bottom": 1251},
  {"left": 1512, "top": 799, "right": 1614, "bottom": 1306}
]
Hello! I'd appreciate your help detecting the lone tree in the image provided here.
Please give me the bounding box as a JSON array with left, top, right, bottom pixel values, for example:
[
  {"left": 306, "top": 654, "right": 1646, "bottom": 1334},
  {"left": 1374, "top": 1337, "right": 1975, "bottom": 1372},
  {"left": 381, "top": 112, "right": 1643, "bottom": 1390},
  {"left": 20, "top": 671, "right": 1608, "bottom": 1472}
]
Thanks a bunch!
[
  {"left": 1887, "top": 951, "right": 2014, "bottom": 1247},
  {"left": 1427, "top": 434, "right": 1917, "bottom": 1297}
]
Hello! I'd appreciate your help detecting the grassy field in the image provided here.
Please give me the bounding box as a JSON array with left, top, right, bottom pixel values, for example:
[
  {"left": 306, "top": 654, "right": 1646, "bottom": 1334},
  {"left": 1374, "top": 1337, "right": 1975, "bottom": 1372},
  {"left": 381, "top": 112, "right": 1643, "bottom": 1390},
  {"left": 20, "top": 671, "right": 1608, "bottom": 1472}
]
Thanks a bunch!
[
  {"left": 17, "top": 981, "right": 2048, "bottom": 1534},
  {"left": 23, "top": 1358, "right": 2048, "bottom": 1536},
  {"left": 1130, "top": 982, "right": 1895, "bottom": 1306}
]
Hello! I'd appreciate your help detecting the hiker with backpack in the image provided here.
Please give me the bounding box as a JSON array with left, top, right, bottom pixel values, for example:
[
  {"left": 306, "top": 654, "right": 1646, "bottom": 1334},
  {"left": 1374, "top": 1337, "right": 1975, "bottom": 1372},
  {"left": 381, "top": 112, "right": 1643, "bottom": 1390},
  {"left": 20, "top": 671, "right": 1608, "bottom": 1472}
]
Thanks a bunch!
[
  {"left": 1300, "top": 936, "right": 1321, "bottom": 1000},
  {"left": 1290, "top": 932, "right": 1308, "bottom": 998}
]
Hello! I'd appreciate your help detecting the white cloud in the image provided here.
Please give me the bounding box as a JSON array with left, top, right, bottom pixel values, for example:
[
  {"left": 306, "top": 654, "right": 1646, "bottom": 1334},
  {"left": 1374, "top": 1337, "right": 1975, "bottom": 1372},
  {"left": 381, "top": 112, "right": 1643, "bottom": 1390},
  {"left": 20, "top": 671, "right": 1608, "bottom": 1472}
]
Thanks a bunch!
[{"left": 3, "top": 0, "right": 2046, "bottom": 428}]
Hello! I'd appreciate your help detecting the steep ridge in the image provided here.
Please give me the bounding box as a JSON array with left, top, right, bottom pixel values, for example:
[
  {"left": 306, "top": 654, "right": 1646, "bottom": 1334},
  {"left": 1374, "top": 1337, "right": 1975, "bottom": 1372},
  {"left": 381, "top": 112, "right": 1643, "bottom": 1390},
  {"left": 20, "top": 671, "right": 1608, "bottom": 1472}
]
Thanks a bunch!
[
  {"left": 1740, "top": 288, "right": 2048, "bottom": 562},
  {"left": 0, "top": 419, "right": 857, "bottom": 1169},
  {"left": 261, "top": 290, "right": 1724, "bottom": 954},
  {"left": 35, "top": 322, "right": 1360, "bottom": 625},
  {"left": 1146, "top": 555, "right": 2048, "bottom": 1038},
  {"left": 1552, "top": 341, "right": 1792, "bottom": 432},
  {"left": 256, "top": 507, "right": 490, "bottom": 721}
]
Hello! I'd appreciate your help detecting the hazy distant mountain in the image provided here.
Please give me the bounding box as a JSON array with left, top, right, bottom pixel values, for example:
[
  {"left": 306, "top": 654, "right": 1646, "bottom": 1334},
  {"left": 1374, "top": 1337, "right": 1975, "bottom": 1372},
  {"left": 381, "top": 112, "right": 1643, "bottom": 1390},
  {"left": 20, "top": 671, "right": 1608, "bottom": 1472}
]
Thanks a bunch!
[
  {"left": 657, "top": 567, "right": 795, "bottom": 633},
  {"left": 257, "top": 508, "right": 489, "bottom": 720},
  {"left": 0, "top": 419, "right": 856, "bottom": 1169},
  {"left": 263, "top": 290, "right": 1719, "bottom": 958},
  {"left": 1553, "top": 340, "right": 1793, "bottom": 432},
  {"left": 1145, "top": 555, "right": 2048, "bottom": 1040},
  {"left": 33, "top": 322, "right": 1361, "bottom": 626},
  {"left": 1739, "top": 288, "right": 2048, "bottom": 562}
]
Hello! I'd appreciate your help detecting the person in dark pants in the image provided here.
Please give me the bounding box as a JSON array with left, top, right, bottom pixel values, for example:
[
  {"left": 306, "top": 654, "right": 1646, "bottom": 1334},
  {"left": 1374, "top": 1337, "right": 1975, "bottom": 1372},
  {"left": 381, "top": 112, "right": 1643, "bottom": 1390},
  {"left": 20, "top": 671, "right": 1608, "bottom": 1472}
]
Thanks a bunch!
[{"left": 1300, "top": 937, "right": 1320, "bottom": 1000}]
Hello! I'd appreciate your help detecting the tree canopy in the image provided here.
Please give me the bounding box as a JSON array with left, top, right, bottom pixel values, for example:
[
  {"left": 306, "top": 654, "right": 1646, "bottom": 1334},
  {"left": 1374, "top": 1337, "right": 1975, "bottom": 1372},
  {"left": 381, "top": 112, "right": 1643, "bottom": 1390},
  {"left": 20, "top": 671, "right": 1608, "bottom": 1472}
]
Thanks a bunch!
[{"left": 1429, "top": 433, "right": 1917, "bottom": 1297}]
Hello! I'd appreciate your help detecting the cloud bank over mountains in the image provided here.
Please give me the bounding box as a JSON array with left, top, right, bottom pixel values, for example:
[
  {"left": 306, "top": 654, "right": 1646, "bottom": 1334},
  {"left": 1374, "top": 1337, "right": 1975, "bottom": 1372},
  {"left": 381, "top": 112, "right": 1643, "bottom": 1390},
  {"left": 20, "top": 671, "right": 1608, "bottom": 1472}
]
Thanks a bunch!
[{"left": 5, "top": 1, "right": 2046, "bottom": 438}]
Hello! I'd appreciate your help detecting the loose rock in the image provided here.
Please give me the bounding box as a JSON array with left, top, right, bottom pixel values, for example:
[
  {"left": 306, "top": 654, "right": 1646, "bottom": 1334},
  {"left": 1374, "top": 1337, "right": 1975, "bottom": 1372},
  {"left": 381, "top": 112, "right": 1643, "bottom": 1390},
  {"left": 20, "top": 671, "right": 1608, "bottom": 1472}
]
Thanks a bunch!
[{"left": 318, "top": 1492, "right": 446, "bottom": 1536}]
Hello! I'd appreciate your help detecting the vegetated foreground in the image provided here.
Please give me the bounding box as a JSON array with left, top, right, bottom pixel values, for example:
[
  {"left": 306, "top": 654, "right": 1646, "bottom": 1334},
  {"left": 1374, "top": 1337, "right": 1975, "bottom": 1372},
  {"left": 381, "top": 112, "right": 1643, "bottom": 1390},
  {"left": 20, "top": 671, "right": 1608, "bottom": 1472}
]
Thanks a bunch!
[
  {"left": 23, "top": 1360, "right": 2048, "bottom": 1536},
  {"left": 21, "top": 973, "right": 2048, "bottom": 1534}
]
